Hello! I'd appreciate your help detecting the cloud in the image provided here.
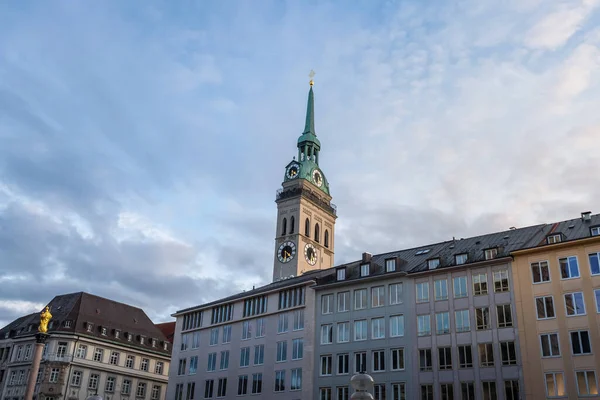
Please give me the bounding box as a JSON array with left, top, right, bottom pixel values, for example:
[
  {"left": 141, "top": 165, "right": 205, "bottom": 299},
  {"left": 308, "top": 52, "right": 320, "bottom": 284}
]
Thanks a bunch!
[{"left": 1, "top": 0, "right": 600, "bottom": 327}]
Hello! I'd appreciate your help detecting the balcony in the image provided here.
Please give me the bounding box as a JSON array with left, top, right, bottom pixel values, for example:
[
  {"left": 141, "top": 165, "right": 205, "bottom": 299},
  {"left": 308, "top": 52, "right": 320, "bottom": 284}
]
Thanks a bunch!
[
  {"left": 42, "top": 352, "right": 73, "bottom": 363},
  {"left": 276, "top": 187, "right": 337, "bottom": 216}
]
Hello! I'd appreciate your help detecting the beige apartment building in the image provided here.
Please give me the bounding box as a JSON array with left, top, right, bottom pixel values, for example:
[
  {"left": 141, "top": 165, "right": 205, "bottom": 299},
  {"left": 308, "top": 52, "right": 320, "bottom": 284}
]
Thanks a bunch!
[{"left": 512, "top": 213, "right": 600, "bottom": 399}]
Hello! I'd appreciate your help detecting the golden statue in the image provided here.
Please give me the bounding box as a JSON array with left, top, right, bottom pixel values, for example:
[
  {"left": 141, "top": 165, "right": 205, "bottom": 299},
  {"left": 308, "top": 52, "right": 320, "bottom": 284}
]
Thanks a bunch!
[{"left": 38, "top": 306, "right": 52, "bottom": 333}]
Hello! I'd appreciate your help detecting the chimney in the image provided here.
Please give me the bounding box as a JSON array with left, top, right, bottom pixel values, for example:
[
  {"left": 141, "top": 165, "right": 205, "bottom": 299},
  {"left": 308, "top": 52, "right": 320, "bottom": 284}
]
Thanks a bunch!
[
  {"left": 581, "top": 211, "right": 592, "bottom": 222},
  {"left": 362, "top": 252, "right": 372, "bottom": 263}
]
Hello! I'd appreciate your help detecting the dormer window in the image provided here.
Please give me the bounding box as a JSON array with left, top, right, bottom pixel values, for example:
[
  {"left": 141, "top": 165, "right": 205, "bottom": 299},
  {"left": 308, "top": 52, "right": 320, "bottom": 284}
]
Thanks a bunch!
[
  {"left": 591, "top": 227, "right": 600, "bottom": 237},
  {"left": 163, "top": 342, "right": 168, "bottom": 351},
  {"left": 428, "top": 258, "right": 440, "bottom": 270},
  {"left": 27, "top": 325, "right": 32, "bottom": 332},
  {"left": 152, "top": 339, "right": 157, "bottom": 348},
  {"left": 86, "top": 323, "right": 93, "bottom": 332},
  {"left": 360, "top": 264, "right": 370, "bottom": 277},
  {"left": 140, "top": 336, "right": 145, "bottom": 345},
  {"left": 546, "top": 234, "right": 562, "bottom": 244},
  {"left": 385, "top": 259, "right": 396, "bottom": 272},
  {"left": 114, "top": 330, "right": 120, "bottom": 339},
  {"left": 455, "top": 253, "right": 468, "bottom": 265},
  {"left": 127, "top": 333, "right": 133, "bottom": 342},
  {"left": 101, "top": 327, "right": 107, "bottom": 336},
  {"left": 484, "top": 248, "right": 498, "bottom": 260},
  {"left": 336, "top": 268, "right": 346, "bottom": 281},
  {"left": 64, "top": 320, "right": 72, "bottom": 328}
]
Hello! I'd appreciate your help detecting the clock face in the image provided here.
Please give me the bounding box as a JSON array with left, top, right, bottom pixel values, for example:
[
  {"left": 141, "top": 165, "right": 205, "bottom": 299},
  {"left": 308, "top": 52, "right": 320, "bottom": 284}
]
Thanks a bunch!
[
  {"left": 312, "top": 169, "right": 323, "bottom": 187},
  {"left": 304, "top": 243, "right": 318, "bottom": 265},
  {"left": 278, "top": 241, "right": 296, "bottom": 263},
  {"left": 286, "top": 163, "right": 300, "bottom": 179}
]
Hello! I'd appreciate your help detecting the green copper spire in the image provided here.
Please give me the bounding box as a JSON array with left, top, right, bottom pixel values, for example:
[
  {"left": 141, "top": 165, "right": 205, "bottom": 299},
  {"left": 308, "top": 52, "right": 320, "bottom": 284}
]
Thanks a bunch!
[{"left": 303, "top": 86, "right": 315, "bottom": 135}]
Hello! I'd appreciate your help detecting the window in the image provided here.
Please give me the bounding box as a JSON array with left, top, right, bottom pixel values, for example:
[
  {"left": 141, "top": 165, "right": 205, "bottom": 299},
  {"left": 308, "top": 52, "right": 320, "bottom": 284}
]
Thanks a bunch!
[
  {"left": 355, "top": 289, "right": 368, "bottom": 309},
  {"left": 256, "top": 318, "right": 266, "bottom": 337},
  {"left": 322, "top": 294, "right": 334, "bottom": 314},
  {"left": 482, "top": 381, "right": 497, "bottom": 400},
  {"left": 493, "top": 270, "right": 509, "bottom": 292},
  {"left": 565, "top": 292, "right": 586, "bottom": 316},
  {"left": 479, "top": 343, "right": 494, "bottom": 367},
  {"left": 571, "top": 330, "right": 592, "bottom": 354},
  {"left": 93, "top": 348, "right": 103, "bottom": 362},
  {"left": 275, "top": 370, "right": 286, "bottom": 392},
  {"left": 461, "top": 382, "right": 475, "bottom": 400},
  {"left": 75, "top": 344, "right": 87, "bottom": 359},
  {"left": 241, "top": 321, "right": 251, "bottom": 340},
  {"left": 473, "top": 273, "right": 488, "bottom": 295},
  {"left": 152, "top": 385, "right": 162, "bottom": 400},
  {"left": 374, "top": 384, "right": 386, "bottom": 400},
  {"left": 559, "top": 256, "right": 580, "bottom": 279},
  {"left": 592, "top": 227, "right": 600, "bottom": 236},
  {"left": 210, "top": 303, "right": 233, "bottom": 324},
  {"left": 207, "top": 353, "right": 216, "bottom": 371},
  {"left": 204, "top": 380, "right": 214, "bottom": 398},
  {"left": 125, "top": 354, "right": 135, "bottom": 368},
  {"left": 254, "top": 344, "right": 264, "bottom": 365},
  {"left": 390, "top": 315, "right": 405, "bottom": 337},
  {"left": 416, "top": 282, "right": 429, "bottom": 302},
  {"left": 71, "top": 370, "right": 82, "bottom": 386},
  {"left": 277, "top": 313, "right": 289, "bottom": 333},
  {"left": 293, "top": 309, "right": 304, "bottom": 330},
  {"left": 455, "top": 309, "right": 470, "bottom": 332},
  {"left": 441, "top": 383, "right": 453, "bottom": 400},
  {"left": 141, "top": 358, "right": 149, "bottom": 371},
  {"left": 372, "top": 350, "right": 385, "bottom": 372},
  {"left": 337, "top": 291, "right": 350, "bottom": 312},
  {"left": 337, "top": 268, "right": 346, "bottom": 281},
  {"left": 421, "top": 384, "right": 433, "bottom": 400},
  {"left": 222, "top": 325, "right": 232, "bottom": 343},
  {"left": 291, "top": 368, "right": 302, "bottom": 391},
  {"left": 388, "top": 283, "right": 403, "bottom": 305},
  {"left": 189, "top": 356, "right": 198, "bottom": 374},
  {"left": 101, "top": 327, "right": 107, "bottom": 336},
  {"left": 178, "top": 358, "right": 187, "bottom": 375},
  {"left": 321, "top": 355, "right": 333, "bottom": 376},
  {"left": 240, "top": 347, "right": 250, "bottom": 367},
  {"left": 456, "top": 253, "right": 468, "bottom": 264},
  {"left": 105, "top": 376, "right": 116, "bottom": 392},
  {"left": 372, "top": 318, "right": 385, "bottom": 339},
  {"left": 496, "top": 304, "right": 513, "bottom": 327},
  {"left": 354, "top": 320, "right": 367, "bottom": 341},
  {"left": 281, "top": 217, "right": 287, "bottom": 235},
  {"left": 325, "top": 229, "right": 329, "bottom": 247},
  {"left": 504, "top": 380, "right": 519, "bottom": 400},
  {"left": 252, "top": 373, "right": 263, "bottom": 394},
  {"left": 417, "top": 315, "right": 431, "bottom": 336},
  {"left": 321, "top": 324, "right": 333, "bottom": 344},
  {"left": 500, "top": 341, "right": 517, "bottom": 365},
  {"left": 596, "top": 289, "right": 600, "bottom": 313},
  {"left": 436, "top": 312, "right": 450, "bottom": 334},
  {"left": 576, "top": 371, "right": 598, "bottom": 396},
  {"left": 454, "top": 276, "right": 468, "bottom": 298},
  {"left": 386, "top": 258, "right": 396, "bottom": 272},
  {"left": 55, "top": 342, "right": 67, "bottom": 358},
  {"left": 122, "top": 379, "right": 131, "bottom": 395},
  {"left": 434, "top": 279, "right": 448, "bottom": 300},
  {"left": 292, "top": 338, "right": 303, "bottom": 359},
  {"left": 305, "top": 218, "right": 310, "bottom": 236},
  {"left": 372, "top": 286, "right": 385, "bottom": 307},
  {"left": 315, "top": 223, "right": 320, "bottom": 242},
  {"left": 276, "top": 341, "right": 287, "bottom": 362},
  {"left": 458, "top": 345, "right": 473, "bottom": 368},
  {"left": 545, "top": 372, "right": 566, "bottom": 397},
  {"left": 536, "top": 296, "right": 556, "bottom": 319},
  {"left": 590, "top": 252, "right": 600, "bottom": 275},
  {"left": 337, "top": 322, "right": 350, "bottom": 343},
  {"left": 338, "top": 386, "right": 350, "bottom": 400},
  {"left": 547, "top": 234, "right": 562, "bottom": 244},
  {"left": 219, "top": 350, "right": 229, "bottom": 370},
  {"left": 419, "top": 348, "right": 432, "bottom": 371},
  {"left": 210, "top": 328, "right": 219, "bottom": 345},
  {"left": 156, "top": 360, "right": 164, "bottom": 374},
  {"left": 428, "top": 258, "right": 440, "bottom": 269},
  {"left": 360, "top": 264, "right": 370, "bottom": 277},
  {"left": 237, "top": 375, "right": 248, "bottom": 396},
  {"left": 540, "top": 332, "right": 561, "bottom": 357},
  {"left": 438, "top": 347, "right": 452, "bottom": 370},
  {"left": 338, "top": 353, "right": 349, "bottom": 374},
  {"left": 217, "top": 378, "right": 227, "bottom": 397},
  {"left": 88, "top": 373, "right": 99, "bottom": 390},
  {"left": 531, "top": 261, "right": 550, "bottom": 283},
  {"left": 485, "top": 248, "right": 498, "bottom": 260},
  {"left": 109, "top": 351, "right": 119, "bottom": 365},
  {"left": 181, "top": 333, "right": 190, "bottom": 351},
  {"left": 355, "top": 352, "right": 367, "bottom": 373}
]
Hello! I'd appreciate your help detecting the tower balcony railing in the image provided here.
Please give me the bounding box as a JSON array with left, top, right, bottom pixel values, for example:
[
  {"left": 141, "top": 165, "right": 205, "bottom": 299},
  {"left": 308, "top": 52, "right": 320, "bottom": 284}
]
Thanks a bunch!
[{"left": 276, "top": 187, "right": 337, "bottom": 215}]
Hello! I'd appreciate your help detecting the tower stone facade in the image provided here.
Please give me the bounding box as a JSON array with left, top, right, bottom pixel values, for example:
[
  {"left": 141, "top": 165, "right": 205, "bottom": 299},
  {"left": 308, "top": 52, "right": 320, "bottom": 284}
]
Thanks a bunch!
[{"left": 273, "top": 83, "right": 337, "bottom": 282}]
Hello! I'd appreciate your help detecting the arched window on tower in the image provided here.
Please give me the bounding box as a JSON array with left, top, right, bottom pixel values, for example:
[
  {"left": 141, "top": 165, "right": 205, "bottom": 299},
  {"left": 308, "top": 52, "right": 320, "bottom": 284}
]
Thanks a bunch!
[
  {"left": 314, "top": 223, "right": 320, "bottom": 243},
  {"left": 324, "top": 230, "right": 329, "bottom": 248},
  {"left": 281, "top": 218, "right": 287, "bottom": 236},
  {"left": 305, "top": 218, "right": 310, "bottom": 237},
  {"left": 290, "top": 216, "right": 295, "bottom": 234}
]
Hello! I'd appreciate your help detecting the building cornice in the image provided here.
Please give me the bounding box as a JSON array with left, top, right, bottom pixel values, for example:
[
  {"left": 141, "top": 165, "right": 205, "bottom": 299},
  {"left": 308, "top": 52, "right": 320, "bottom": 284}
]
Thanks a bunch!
[{"left": 511, "top": 235, "right": 600, "bottom": 256}]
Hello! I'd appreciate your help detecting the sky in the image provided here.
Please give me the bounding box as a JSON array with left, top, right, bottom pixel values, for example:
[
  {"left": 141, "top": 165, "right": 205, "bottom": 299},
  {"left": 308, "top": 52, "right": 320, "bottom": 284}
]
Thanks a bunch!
[{"left": 1, "top": 0, "right": 599, "bottom": 327}]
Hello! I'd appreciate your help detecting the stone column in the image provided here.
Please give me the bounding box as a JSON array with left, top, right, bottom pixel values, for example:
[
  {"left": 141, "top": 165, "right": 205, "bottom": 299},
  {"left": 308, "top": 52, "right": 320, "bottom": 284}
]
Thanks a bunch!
[{"left": 24, "top": 333, "right": 49, "bottom": 400}]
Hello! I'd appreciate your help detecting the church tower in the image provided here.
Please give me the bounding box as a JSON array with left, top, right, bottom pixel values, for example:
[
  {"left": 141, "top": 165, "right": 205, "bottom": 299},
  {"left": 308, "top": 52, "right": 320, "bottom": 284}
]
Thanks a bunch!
[{"left": 273, "top": 78, "right": 337, "bottom": 282}]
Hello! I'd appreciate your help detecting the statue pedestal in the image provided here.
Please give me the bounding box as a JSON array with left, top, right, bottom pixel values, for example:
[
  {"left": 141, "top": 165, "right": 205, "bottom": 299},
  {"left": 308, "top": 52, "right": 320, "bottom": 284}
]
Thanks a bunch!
[{"left": 24, "top": 333, "right": 49, "bottom": 400}]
